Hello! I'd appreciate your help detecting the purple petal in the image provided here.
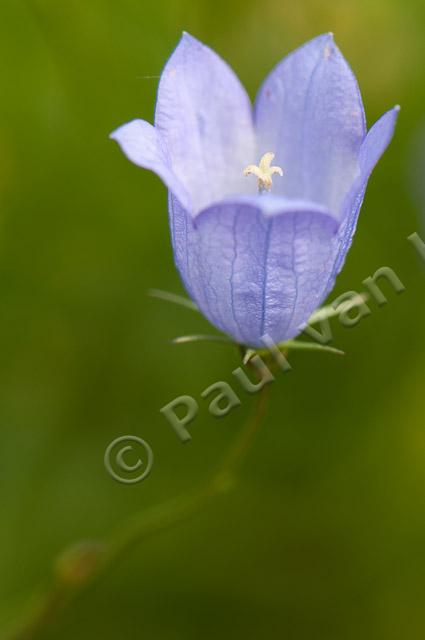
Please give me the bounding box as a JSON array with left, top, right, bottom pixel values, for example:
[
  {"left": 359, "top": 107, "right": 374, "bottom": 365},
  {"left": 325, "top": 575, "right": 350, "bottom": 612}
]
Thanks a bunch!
[
  {"left": 330, "top": 106, "right": 400, "bottom": 280},
  {"left": 155, "top": 32, "right": 256, "bottom": 213},
  {"left": 169, "top": 194, "right": 339, "bottom": 347},
  {"left": 358, "top": 106, "right": 399, "bottom": 178},
  {"left": 255, "top": 34, "right": 366, "bottom": 214},
  {"left": 110, "top": 119, "right": 191, "bottom": 210}
]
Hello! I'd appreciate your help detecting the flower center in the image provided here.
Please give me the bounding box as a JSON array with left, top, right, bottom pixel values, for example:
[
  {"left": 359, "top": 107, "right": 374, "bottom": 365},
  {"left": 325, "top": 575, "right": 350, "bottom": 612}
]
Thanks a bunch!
[{"left": 243, "top": 152, "right": 283, "bottom": 193}]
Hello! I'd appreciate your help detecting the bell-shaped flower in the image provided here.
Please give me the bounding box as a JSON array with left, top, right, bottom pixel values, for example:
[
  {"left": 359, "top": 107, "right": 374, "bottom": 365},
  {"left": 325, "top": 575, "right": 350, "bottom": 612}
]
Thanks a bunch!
[{"left": 111, "top": 33, "right": 398, "bottom": 347}]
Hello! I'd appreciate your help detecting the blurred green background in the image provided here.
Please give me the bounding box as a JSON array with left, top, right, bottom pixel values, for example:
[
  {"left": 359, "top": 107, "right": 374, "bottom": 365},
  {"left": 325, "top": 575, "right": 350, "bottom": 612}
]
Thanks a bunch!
[{"left": 0, "top": 0, "right": 424, "bottom": 638}]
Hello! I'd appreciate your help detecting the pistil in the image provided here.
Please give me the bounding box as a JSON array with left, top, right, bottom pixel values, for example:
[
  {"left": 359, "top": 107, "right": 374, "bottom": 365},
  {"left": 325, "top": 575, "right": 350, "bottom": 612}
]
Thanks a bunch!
[{"left": 243, "top": 152, "right": 283, "bottom": 193}]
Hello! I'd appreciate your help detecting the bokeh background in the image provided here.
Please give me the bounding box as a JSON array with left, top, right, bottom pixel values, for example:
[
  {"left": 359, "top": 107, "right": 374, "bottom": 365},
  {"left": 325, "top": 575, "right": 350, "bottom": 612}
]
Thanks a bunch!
[{"left": 1, "top": 1, "right": 424, "bottom": 638}]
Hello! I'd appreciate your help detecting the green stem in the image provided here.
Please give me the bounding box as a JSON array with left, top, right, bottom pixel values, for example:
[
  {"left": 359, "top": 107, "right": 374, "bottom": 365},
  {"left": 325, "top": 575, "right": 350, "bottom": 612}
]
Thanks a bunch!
[{"left": 7, "top": 385, "right": 270, "bottom": 640}]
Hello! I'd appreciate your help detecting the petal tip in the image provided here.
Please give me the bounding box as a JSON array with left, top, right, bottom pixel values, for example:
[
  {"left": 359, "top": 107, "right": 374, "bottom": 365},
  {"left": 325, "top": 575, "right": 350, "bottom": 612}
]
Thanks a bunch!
[
  {"left": 321, "top": 32, "right": 337, "bottom": 59},
  {"left": 109, "top": 120, "right": 138, "bottom": 143},
  {"left": 180, "top": 31, "right": 201, "bottom": 48}
]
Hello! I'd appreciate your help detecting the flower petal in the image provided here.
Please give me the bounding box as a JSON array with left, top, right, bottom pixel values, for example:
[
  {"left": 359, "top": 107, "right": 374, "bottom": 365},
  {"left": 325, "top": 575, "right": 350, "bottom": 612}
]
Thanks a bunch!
[
  {"left": 358, "top": 106, "right": 399, "bottom": 178},
  {"left": 330, "top": 106, "right": 400, "bottom": 280},
  {"left": 169, "top": 194, "right": 339, "bottom": 347},
  {"left": 255, "top": 34, "right": 366, "bottom": 215},
  {"left": 110, "top": 119, "right": 191, "bottom": 210},
  {"left": 155, "top": 32, "right": 256, "bottom": 213}
]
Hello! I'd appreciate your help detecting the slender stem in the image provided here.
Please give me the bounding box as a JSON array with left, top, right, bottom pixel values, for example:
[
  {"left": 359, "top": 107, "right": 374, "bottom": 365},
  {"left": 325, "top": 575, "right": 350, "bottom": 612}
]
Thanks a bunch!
[{"left": 7, "top": 386, "right": 270, "bottom": 640}]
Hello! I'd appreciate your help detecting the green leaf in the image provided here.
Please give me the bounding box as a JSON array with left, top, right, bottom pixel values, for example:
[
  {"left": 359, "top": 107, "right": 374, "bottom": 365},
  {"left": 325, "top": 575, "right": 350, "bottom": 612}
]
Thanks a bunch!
[
  {"left": 172, "top": 334, "right": 234, "bottom": 345},
  {"left": 281, "top": 340, "right": 345, "bottom": 356},
  {"left": 308, "top": 293, "right": 369, "bottom": 324},
  {"left": 148, "top": 289, "right": 199, "bottom": 312},
  {"left": 242, "top": 349, "right": 256, "bottom": 365}
]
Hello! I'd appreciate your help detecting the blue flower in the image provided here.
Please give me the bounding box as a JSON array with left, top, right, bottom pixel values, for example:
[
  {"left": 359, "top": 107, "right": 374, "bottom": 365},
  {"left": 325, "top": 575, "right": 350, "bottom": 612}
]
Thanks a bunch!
[{"left": 111, "top": 33, "right": 398, "bottom": 347}]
